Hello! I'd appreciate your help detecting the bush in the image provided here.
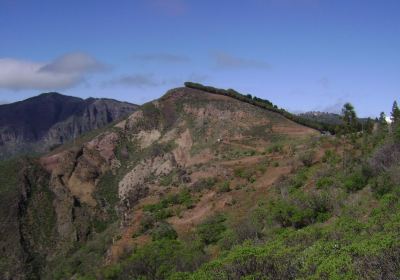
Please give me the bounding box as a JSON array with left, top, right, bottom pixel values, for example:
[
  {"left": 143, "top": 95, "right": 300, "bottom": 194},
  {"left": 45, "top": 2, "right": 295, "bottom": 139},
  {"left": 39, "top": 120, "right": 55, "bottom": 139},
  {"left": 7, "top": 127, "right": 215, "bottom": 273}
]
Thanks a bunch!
[
  {"left": 343, "top": 172, "right": 367, "bottom": 192},
  {"left": 267, "top": 144, "right": 283, "bottom": 154},
  {"left": 143, "top": 189, "right": 194, "bottom": 222},
  {"left": 371, "top": 173, "right": 395, "bottom": 197},
  {"left": 119, "top": 239, "right": 206, "bottom": 280},
  {"left": 139, "top": 212, "right": 156, "bottom": 233},
  {"left": 316, "top": 177, "right": 335, "bottom": 189},
  {"left": 298, "top": 150, "right": 315, "bottom": 167},
  {"left": 267, "top": 191, "right": 332, "bottom": 229},
  {"left": 217, "top": 181, "right": 231, "bottom": 193},
  {"left": 151, "top": 222, "right": 178, "bottom": 241},
  {"left": 322, "top": 150, "right": 340, "bottom": 165},
  {"left": 197, "top": 214, "right": 227, "bottom": 245}
]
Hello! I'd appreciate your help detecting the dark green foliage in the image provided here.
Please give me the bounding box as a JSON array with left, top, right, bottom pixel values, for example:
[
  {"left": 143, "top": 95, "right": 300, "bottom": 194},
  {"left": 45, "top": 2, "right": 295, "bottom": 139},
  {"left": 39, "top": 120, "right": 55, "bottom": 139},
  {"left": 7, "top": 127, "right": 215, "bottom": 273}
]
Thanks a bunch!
[
  {"left": 151, "top": 222, "right": 178, "bottom": 241},
  {"left": 268, "top": 190, "right": 332, "bottom": 229},
  {"left": 0, "top": 158, "right": 19, "bottom": 196},
  {"left": 143, "top": 190, "right": 194, "bottom": 225},
  {"left": 47, "top": 225, "right": 117, "bottom": 280},
  {"left": 110, "top": 239, "right": 206, "bottom": 280},
  {"left": 342, "top": 171, "right": 367, "bottom": 192},
  {"left": 378, "top": 112, "right": 389, "bottom": 136},
  {"left": 341, "top": 102, "right": 359, "bottom": 133},
  {"left": 197, "top": 214, "right": 227, "bottom": 245},
  {"left": 95, "top": 171, "right": 119, "bottom": 219},
  {"left": 139, "top": 212, "right": 157, "bottom": 233}
]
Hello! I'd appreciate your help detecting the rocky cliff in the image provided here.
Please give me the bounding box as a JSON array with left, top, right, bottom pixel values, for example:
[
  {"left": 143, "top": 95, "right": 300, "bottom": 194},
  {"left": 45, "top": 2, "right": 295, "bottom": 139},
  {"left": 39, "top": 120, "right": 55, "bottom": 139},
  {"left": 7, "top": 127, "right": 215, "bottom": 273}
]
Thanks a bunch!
[{"left": 0, "top": 92, "right": 138, "bottom": 159}]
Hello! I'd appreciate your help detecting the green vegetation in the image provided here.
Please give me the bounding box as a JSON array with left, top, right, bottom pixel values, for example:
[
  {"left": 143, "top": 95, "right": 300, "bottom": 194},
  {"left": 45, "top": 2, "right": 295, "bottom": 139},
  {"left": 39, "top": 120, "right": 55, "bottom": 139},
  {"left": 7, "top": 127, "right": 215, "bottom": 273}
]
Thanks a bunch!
[
  {"left": 72, "top": 101, "right": 400, "bottom": 280},
  {"left": 141, "top": 189, "right": 195, "bottom": 230},
  {"left": 151, "top": 222, "right": 178, "bottom": 241},
  {"left": 196, "top": 214, "right": 227, "bottom": 245},
  {"left": 5, "top": 88, "right": 400, "bottom": 280},
  {"left": 184, "top": 82, "right": 346, "bottom": 133}
]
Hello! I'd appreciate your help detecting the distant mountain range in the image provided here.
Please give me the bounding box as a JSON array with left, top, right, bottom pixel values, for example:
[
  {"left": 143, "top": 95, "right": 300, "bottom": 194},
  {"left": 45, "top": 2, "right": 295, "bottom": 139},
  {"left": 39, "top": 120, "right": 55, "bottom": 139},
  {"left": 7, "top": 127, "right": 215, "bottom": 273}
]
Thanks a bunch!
[{"left": 0, "top": 92, "right": 138, "bottom": 158}]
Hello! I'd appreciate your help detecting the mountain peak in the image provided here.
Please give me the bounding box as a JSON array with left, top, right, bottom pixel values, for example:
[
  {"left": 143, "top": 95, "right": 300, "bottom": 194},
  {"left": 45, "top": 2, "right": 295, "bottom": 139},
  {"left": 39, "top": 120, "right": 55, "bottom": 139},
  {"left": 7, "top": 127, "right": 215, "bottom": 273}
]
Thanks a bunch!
[{"left": 0, "top": 92, "right": 138, "bottom": 158}]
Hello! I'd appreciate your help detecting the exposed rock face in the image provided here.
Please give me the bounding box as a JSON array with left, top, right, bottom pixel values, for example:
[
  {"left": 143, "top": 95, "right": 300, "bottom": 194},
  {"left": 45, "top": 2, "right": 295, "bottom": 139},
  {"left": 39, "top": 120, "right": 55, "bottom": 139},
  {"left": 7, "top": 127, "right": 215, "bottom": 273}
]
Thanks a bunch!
[
  {"left": 0, "top": 92, "right": 138, "bottom": 159},
  {"left": 0, "top": 86, "right": 318, "bottom": 279}
]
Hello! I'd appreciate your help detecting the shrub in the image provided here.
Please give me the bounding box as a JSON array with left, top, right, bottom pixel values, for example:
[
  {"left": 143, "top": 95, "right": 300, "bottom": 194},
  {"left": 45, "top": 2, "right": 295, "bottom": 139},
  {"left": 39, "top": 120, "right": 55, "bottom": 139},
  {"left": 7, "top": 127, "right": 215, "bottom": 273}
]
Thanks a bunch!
[
  {"left": 316, "top": 177, "right": 335, "bottom": 189},
  {"left": 120, "top": 239, "right": 206, "bottom": 280},
  {"left": 298, "top": 150, "right": 315, "bottom": 167},
  {"left": 151, "top": 222, "right": 178, "bottom": 241},
  {"left": 322, "top": 149, "right": 340, "bottom": 165},
  {"left": 343, "top": 172, "right": 367, "bottom": 192},
  {"left": 267, "top": 144, "right": 283, "bottom": 154},
  {"left": 371, "top": 173, "right": 395, "bottom": 197},
  {"left": 291, "top": 168, "right": 308, "bottom": 188},
  {"left": 267, "top": 191, "right": 332, "bottom": 229},
  {"left": 197, "top": 214, "right": 227, "bottom": 245},
  {"left": 217, "top": 181, "right": 231, "bottom": 193},
  {"left": 139, "top": 213, "right": 156, "bottom": 233}
]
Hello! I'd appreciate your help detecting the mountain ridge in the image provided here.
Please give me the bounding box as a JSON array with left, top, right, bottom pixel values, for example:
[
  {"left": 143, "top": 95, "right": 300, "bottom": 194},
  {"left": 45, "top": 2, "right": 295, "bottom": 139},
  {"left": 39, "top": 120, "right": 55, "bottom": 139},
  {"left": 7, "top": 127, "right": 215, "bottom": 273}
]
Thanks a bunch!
[{"left": 0, "top": 92, "right": 138, "bottom": 159}]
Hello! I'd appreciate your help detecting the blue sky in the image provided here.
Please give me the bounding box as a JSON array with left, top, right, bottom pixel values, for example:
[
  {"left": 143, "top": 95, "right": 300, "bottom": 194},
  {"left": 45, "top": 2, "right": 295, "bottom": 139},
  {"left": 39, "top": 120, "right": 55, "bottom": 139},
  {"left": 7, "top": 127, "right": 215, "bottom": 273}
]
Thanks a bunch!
[{"left": 0, "top": 0, "right": 399, "bottom": 117}]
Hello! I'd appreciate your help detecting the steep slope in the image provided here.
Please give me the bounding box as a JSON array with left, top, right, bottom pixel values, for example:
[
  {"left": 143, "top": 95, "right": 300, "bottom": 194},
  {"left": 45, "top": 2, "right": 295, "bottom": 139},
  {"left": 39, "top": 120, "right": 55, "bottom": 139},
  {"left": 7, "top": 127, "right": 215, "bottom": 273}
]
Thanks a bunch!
[
  {"left": 0, "top": 86, "right": 319, "bottom": 279},
  {"left": 0, "top": 92, "right": 138, "bottom": 159}
]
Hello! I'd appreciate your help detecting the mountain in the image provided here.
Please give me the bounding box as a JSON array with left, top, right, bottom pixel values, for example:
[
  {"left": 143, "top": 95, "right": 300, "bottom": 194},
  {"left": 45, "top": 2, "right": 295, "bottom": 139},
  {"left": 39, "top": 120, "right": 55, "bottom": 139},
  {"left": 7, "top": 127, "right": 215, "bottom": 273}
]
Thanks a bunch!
[
  {"left": 1, "top": 84, "right": 398, "bottom": 280},
  {"left": 0, "top": 92, "right": 138, "bottom": 159},
  {"left": 0, "top": 85, "right": 317, "bottom": 279}
]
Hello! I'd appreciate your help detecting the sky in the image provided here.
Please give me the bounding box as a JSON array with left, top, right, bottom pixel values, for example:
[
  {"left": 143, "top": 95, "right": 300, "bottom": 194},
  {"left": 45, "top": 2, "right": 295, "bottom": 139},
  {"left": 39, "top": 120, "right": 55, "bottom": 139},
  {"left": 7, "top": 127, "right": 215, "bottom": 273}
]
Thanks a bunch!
[{"left": 0, "top": 0, "right": 399, "bottom": 117}]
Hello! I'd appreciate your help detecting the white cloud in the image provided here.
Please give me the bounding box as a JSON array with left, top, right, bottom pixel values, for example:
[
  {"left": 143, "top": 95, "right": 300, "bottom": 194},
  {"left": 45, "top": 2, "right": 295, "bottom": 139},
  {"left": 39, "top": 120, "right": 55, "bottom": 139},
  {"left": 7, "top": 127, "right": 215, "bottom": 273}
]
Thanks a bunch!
[{"left": 0, "top": 52, "right": 105, "bottom": 90}]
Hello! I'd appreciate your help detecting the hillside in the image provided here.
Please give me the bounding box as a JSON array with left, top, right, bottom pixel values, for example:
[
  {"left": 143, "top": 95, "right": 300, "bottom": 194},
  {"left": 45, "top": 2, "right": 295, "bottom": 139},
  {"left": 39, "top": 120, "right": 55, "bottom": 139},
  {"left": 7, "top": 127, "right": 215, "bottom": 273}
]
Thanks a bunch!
[
  {"left": 1, "top": 85, "right": 399, "bottom": 280},
  {"left": 0, "top": 86, "right": 318, "bottom": 279},
  {"left": 0, "top": 92, "right": 138, "bottom": 159}
]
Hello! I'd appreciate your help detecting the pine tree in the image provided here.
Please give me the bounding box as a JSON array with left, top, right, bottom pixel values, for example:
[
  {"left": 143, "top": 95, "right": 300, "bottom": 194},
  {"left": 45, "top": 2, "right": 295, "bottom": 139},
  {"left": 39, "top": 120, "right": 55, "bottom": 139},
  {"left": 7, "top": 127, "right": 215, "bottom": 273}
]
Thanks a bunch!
[
  {"left": 378, "top": 112, "right": 388, "bottom": 134},
  {"left": 390, "top": 101, "right": 400, "bottom": 125},
  {"left": 341, "top": 103, "right": 358, "bottom": 133},
  {"left": 364, "top": 118, "right": 374, "bottom": 134}
]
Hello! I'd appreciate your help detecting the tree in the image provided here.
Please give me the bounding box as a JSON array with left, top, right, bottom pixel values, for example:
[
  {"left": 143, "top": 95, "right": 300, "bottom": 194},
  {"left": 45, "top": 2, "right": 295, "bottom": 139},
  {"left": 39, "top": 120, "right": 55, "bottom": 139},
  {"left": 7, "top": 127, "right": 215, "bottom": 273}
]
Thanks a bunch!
[
  {"left": 364, "top": 118, "right": 374, "bottom": 134},
  {"left": 378, "top": 112, "right": 388, "bottom": 134},
  {"left": 390, "top": 101, "right": 400, "bottom": 142},
  {"left": 341, "top": 103, "right": 358, "bottom": 134},
  {"left": 390, "top": 101, "right": 400, "bottom": 125}
]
